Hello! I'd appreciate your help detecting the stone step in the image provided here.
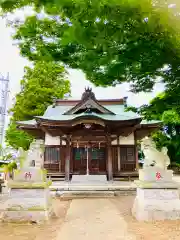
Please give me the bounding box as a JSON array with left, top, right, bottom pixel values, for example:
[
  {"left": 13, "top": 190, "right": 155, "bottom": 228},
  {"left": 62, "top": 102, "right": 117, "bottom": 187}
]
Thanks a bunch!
[
  {"left": 71, "top": 175, "right": 107, "bottom": 183},
  {"left": 56, "top": 191, "right": 115, "bottom": 199},
  {"left": 50, "top": 184, "right": 136, "bottom": 191},
  {"left": 52, "top": 190, "right": 136, "bottom": 199},
  {"left": 49, "top": 178, "right": 65, "bottom": 181}
]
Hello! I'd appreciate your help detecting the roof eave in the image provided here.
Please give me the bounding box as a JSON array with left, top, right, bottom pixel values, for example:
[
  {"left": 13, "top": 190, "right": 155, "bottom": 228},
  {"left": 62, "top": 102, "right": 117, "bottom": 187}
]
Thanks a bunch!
[
  {"left": 34, "top": 115, "right": 142, "bottom": 123},
  {"left": 140, "top": 121, "right": 162, "bottom": 128}
]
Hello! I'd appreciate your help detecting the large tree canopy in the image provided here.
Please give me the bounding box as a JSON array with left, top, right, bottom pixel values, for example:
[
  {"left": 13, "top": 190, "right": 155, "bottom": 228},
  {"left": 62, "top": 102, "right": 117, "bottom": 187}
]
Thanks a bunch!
[
  {"left": 6, "top": 61, "right": 70, "bottom": 150},
  {"left": 1, "top": 0, "right": 180, "bottom": 92}
]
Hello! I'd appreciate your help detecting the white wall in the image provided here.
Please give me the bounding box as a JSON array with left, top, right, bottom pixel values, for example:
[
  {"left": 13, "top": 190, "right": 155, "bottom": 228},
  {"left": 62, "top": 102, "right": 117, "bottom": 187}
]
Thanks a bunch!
[
  {"left": 45, "top": 133, "right": 60, "bottom": 145},
  {"left": 111, "top": 132, "right": 135, "bottom": 145},
  {"left": 45, "top": 133, "right": 67, "bottom": 145},
  {"left": 120, "top": 133, "right": 135, "bottom": 145}
]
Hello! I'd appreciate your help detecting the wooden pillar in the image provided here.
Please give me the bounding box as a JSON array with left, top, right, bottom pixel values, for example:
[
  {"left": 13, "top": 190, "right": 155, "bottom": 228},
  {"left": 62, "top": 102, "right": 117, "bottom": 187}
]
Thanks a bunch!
[
  {"left": 59, "top": 137, "right": 62, "bottom": 172},
  {"left": 65, "top": 135, "right": 71, "bottom": 182},
  {"left": 134, "top": 131, "right": 139, "bottom": 171},
  {"left": 117, "top": 135, "right": 121, "bottom": 172},
  {"left": 106, "top": 134, "right": 113, "bottom": 181}
]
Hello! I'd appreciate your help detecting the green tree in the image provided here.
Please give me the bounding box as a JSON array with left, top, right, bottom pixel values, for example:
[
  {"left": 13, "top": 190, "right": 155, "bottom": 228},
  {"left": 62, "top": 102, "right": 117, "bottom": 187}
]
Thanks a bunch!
[
  {"left": 127, "top": 87, "right": 180, "bottom": 163},
  {"left": 1, "top": 0, "right": 180, "bottom": 92},
  {"left": 2, "top": 0, "right": 180, "bottom": 160},
  {"left": 153, "top": 110, "right": 180, "bottom": 164},
  {"left": 6, "top": 61, "right": 70, "bottom": 149}
]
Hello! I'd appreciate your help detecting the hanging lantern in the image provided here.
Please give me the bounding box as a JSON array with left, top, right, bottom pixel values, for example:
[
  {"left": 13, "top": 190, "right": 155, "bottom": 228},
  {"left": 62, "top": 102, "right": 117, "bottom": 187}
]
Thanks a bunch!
[
  {"left": 99, "top": 142, "right": 101, "bottom": 149},
  {"left": 76, "top": 140, "right": 79, "bottom": 148}
]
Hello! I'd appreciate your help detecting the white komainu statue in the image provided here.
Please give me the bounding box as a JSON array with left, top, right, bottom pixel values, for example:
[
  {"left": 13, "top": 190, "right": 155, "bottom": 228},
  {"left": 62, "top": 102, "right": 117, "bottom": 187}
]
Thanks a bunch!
[
  {"left": 17, "top": 140, "right": 44, "bottom": 168},
  {"left": 141, "top": 137, "right": 170, "bottom": 170}
]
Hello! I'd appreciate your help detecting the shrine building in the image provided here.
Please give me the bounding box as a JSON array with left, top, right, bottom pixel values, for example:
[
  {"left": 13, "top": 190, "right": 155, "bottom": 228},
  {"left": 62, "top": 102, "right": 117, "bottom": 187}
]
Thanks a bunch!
[{"left": 17, "top": 88, "right": 161, "bottom": 181}]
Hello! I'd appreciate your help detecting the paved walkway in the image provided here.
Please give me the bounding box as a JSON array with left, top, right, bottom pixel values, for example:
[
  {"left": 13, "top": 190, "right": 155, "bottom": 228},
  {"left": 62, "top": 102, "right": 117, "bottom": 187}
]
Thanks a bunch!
[{"left": 56, "top": 199, "right": 136, "bottom": 240}]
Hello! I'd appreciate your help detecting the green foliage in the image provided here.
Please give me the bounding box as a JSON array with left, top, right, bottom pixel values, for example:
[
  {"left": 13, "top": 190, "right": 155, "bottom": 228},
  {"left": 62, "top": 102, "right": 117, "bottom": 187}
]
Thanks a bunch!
[
  {"left": 10, "top": 61, "right": 70, "bottom": 120},
  {"left": 6, "top": 61, "right": 71, "bottom": 149},
  {"left": 1, "top": 0, "right": 180, "bottom": 92},
  {"left": 0, "top": 146, "right": 15, "bottom": 161},
  {"left": 0, "top": 151, "right": 12, "bottom": 161},
  {"left": 162, "top": 110, "right": 180, "bottom": 125},
  {"left": 6, "top": 122, "right": 33, "bottom": 150},
  {"left": 1, "top": 0, "right": 180, "bottom": 161},
  {"left": 2, "top": 161, "right": 17, "bottom": 174},
  {"left": 151, "top": 131, "right": 169, "bottom": 150},
  {"left": 8, "top": 161, "right": 18, "bottom": 171},
  {"left": 128, "top": 85, "right": 180, "bottom": 163}
]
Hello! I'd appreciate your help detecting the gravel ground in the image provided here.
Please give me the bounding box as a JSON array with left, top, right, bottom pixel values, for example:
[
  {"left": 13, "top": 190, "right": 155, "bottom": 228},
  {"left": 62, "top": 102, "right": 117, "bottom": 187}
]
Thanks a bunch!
[
  {"left": 0, "top": 199, "right": 70, "bottom": 240},
  {"left": 112, "top": 196, "right": 180, "bottom": 240},
  {"left": 1, "top": 196, "right": 180, "bottom": 239}
]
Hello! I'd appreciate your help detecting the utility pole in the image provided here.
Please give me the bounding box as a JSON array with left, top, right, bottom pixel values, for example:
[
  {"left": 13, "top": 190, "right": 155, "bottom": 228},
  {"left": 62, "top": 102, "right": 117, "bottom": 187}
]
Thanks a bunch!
[{"left": 0, "top": 73, "right": 9, "bottom": 154}]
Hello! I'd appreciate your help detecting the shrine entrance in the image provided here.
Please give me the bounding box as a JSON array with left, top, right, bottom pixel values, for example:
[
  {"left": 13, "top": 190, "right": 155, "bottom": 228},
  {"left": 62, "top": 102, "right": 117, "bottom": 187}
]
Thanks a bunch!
[{"left": 72, "top": 144, "right": 106, "bottom": 175}]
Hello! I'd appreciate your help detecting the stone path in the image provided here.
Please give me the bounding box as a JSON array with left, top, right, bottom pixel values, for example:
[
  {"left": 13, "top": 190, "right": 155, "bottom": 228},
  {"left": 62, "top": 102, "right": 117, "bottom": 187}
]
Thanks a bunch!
[{"left": 56, "top": 199, "right": 136, "bottom": 240}]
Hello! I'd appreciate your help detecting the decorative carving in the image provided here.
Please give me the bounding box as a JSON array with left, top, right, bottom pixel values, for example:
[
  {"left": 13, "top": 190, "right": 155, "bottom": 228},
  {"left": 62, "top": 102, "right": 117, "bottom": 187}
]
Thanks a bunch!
[
  {"left": 64, "top": 87, "right": 114, "bottom": 115},
  {"left": 72, "top": 119, "right": 105, "bottom": 127},
  {"left": 81, "top": 87, "right": 96, "bottom": 101},
  {"left": 141, "top": 137, "right": 170, "bottom": 169}
]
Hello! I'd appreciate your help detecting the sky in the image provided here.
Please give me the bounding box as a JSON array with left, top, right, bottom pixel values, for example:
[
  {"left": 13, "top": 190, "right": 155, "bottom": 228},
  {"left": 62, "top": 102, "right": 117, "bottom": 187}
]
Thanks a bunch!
[{"left": 0, "top": 14, "right": 165, "bottom": 140}]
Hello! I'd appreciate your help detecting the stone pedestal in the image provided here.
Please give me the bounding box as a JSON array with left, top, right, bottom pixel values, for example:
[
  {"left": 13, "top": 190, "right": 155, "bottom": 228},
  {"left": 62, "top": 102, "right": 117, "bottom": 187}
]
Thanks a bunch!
[
  {"left": 132, "top": 167, "right": 180, "bottom": 221},
  {"left": 1, "top": 167, "right": 53, "bottom": 223}
]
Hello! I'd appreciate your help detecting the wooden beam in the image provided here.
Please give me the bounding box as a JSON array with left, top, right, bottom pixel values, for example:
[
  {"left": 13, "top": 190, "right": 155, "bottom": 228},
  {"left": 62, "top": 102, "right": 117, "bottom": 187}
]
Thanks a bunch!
[
  {"left": 69, "top": 129, "right": 106, "bottom": 136},
  {"left": 71, "top": 135, "right": 107, "bottom": 140},
  {"left": 43, "top": 127, "right": 65, "bottom": 136},
  {"left": 19, "top": 128, "right": 44, "bottom": 139},
  {"left": 40, "top": 125, "right": 52, "bottom": 135},
  {"left": 115, "top": 124, "right": 141, "bottom": 136},
  {"left": 136, "top": 128, "right": 157, "bottom": 140}
]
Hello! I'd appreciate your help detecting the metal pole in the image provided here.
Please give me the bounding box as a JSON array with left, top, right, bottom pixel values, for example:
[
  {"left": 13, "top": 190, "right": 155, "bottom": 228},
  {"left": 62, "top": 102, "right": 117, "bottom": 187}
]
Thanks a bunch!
[
  {"left": 2, "top": 77, "right": 9, "bottom": 144},
  {"left": 0, "top": 73, "right": 9, "bottom": 150}
]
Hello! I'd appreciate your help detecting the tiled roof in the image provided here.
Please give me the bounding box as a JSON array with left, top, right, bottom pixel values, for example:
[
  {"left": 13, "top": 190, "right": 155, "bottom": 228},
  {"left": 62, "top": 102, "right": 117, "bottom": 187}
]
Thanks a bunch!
[
  {"left": 36, "top": 112, "right": 141, "bottom": 121},
  {"left": 17, "top": 103, "right": 161, "bottom": 126},
  {"left": 43, "top": 104, "right": 139, "bottom": 118}
]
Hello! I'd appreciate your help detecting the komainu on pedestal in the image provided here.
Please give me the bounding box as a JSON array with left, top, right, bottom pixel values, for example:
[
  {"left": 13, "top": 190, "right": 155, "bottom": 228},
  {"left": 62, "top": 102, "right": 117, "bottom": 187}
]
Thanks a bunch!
[
  {"left": 132, "top": 137, "right": 180, "bottom": 221},
  {"left": 0, "top": 141, "right": 53, "bottom": 223}
]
